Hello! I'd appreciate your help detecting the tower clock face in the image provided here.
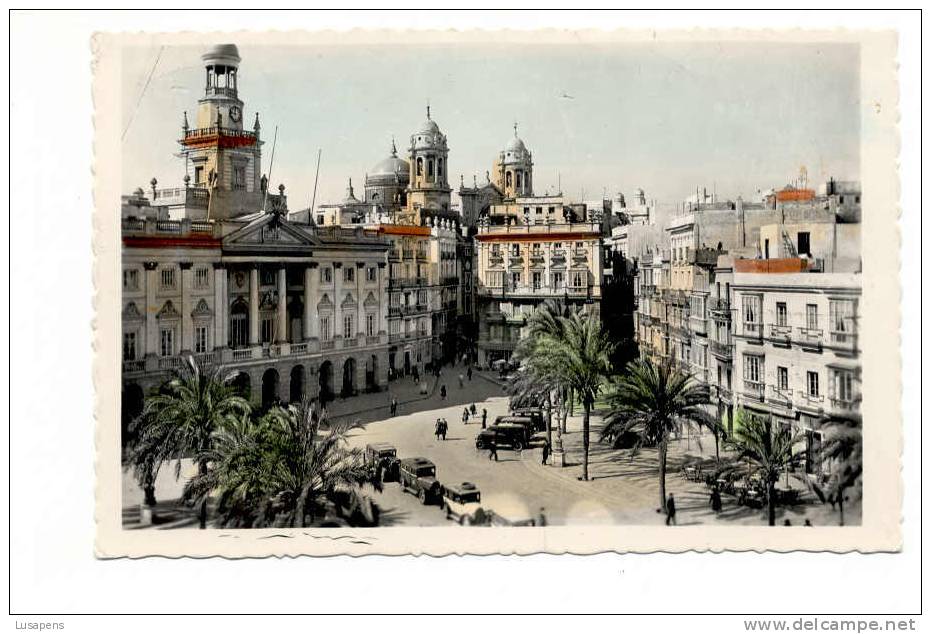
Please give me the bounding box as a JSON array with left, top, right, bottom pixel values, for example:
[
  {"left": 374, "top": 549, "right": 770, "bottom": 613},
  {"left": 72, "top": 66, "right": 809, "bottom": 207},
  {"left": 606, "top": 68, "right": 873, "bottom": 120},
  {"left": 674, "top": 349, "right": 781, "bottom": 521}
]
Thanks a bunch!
[{"left": 229, "top": 105, "right": 242, "bottom": 123}]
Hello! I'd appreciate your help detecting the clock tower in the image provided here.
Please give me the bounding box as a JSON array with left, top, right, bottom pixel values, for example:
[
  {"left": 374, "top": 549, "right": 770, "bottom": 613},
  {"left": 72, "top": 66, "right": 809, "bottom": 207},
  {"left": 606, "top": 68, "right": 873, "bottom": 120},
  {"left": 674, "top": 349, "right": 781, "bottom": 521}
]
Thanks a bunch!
[{"left": 180, "top": 44, "right": 265, "bottom": 219}]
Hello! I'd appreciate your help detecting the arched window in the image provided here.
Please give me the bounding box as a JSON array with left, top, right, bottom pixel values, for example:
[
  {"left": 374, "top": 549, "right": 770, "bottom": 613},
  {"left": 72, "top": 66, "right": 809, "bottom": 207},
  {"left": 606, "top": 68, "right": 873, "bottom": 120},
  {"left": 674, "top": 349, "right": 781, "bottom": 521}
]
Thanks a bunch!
[
  {"left": 416, "top": 157, "right": 423, "bottom": 176},
  {"left": 506, "top": 171, "right": 512, "bottom": 188},
  {"left": 516, "top": 172, "right": 522, "bottom": 189},
  {"left": 437, "top": 158, "right": 444, "bottom": 178},
  {"left": 427, "top": 158, "right": 434, "bottom": 178}
]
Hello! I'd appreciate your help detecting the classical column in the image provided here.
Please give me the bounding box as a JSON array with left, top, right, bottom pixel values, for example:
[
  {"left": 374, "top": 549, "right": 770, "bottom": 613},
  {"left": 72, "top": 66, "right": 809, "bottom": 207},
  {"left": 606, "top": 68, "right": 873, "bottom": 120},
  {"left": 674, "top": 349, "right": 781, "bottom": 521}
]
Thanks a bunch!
[
  {"left": 212, "top": 263, "right": 227, "bottom": 349},
  {"left": 143, "top": 261, "right": 159, "bottom": 357},
  {"left": 249, "top": 266, "right": 260, "bottom": 345},
  {"left": 333, "top": 262, "right": 343, "bottom": 339},
  {"left": 356, "top": 262, "right": 365, "bottom": 340},
  {"left": 276, "top": 266, "right": 288, "bottom": 343},
  {"left": 180, "top": 262, "right": 193, "bottom": 354},
  {"left": 304, "top": 263, "right": 318, "bottom": 340}
]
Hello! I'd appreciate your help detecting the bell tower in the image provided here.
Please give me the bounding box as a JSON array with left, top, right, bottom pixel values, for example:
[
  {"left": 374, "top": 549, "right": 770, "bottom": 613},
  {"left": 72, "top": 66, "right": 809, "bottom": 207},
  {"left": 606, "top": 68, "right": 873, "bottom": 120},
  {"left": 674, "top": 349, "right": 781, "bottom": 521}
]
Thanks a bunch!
[
  {"left": 407, "top": 105, "right": 451, "bottom": 218},
  {"left": 179, "top": 44, "right": 264, "bottom": 219}
]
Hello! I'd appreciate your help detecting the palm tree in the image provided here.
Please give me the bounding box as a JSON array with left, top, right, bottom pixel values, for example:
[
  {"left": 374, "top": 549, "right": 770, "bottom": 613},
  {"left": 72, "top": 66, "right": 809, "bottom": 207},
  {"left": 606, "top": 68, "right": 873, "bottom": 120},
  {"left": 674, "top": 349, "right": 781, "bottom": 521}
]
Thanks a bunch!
[
  {"left": 601, "top": 357, "right": 713, "bottom": 512},
  {"left": 724, "top": 413, "right": 803, "bottom": 526},
  {"left": 811, "top": 417, "right": 862, "bottom": 526},
  {"left": 535, "top": 310, "right": 614, "bottom": 481},
  {"left": 130, "top": 356, "right": 251, "bottom": 528},
  {"left": 509, "top": 301, "right": 569, "bottom": 449},
  {"left": 186, "top": 398, "right": 374, "bottom": 528}
]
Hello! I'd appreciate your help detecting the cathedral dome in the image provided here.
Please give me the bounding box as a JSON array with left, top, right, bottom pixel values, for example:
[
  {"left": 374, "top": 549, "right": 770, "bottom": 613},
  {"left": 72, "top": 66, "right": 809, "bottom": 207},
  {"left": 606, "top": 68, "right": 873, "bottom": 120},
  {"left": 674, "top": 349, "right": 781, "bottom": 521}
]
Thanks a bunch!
[
  {"left": 410, "top": 106, "right": 447, "bottom": 150},
  {"left": 369, "top": 140, "right": 410, "bottom": 183}
]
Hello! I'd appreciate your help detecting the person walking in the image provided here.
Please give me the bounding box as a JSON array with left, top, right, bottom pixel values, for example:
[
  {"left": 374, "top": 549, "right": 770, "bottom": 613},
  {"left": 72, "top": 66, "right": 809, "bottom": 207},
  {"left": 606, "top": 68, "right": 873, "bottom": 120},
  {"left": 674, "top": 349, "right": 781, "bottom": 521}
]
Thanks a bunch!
[
  {"left": 488, "top": 438, "right": 498, "bottom": 462},
  {"left": 467, "top": 366, "right": 473, "bottom": 381},
  {"left": 469, "top": 403, "right": 477, "bottom": 416},
  {"left": 665, "top": 493, "right": 677, "bottom": 526},
  {"left": 458, "top": 373, "right": 464, "bottom": 389},
  {"left": 440, "top": 419, "right": 448, "bottom": 441},
  {"left": 390, "top": 397, "right": 398, "bottom": 417},
  {"left": 710, "top": 487, "right": 722, "bottom": 513},
  {"left": 481, "top": 408, "right": 487, "bottom": 429},
  {"left": 541, "top": 439, "right": 551, "bottom": 466},
  {"left": 462, "top": 407, "right": 469, "bottom": 423},
  {"left": 440, "top": 384, "right": 447, "bottom": 400},
  {"left": 434, "top": 419, "right": 443, "bottom": 441}
]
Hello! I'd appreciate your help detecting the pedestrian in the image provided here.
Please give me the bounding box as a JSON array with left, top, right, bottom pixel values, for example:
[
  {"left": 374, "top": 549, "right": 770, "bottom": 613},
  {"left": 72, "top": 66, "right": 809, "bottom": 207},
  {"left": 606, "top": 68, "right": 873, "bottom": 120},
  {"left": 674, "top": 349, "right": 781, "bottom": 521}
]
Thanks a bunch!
[
  {"left": 488, "top": 438, "right": 498, "bottom": 462},
  {"left": 470, "top": 403, "right": 477, "bottom": 416},
  {"left": 541, "top": 439, "right": 551, "bottom": 466},
  {"left": 435, "top": 419, "right": 442, "bottom": 441},
  {"left": 536, "top": 507, "right": 548, "bottom": 527},
  {"left": 783, "top": 519, "right": 793, "bottom": 527},
  {"left": 665, "top": 493, "right": 677, "bottom": 526},
  {"left": 390, "top": 397, "right": 398, "bottom": 417},
  {"left": 458, "top": 374, "right": 464, "bottom": 389},
  {"left": 467, "top": 366, "right": 473, "bottom": 381},
  {"left": 481, "top": 408, "right": 487, "bottom": 429},
  {"left": 710, "top": 487, "right": 722, "bottom": 513},
  {"left": 440, "top": 384, "right": 447, "bottom": 400},
  {"left": 440, "top": 419, "right": 448, "bottom": 441},
  {"left": 462, "top": 407, "right": 469, "bottom": 423},
  {"left": 804, "top": 518, "right": 813, "bottom": 527}
]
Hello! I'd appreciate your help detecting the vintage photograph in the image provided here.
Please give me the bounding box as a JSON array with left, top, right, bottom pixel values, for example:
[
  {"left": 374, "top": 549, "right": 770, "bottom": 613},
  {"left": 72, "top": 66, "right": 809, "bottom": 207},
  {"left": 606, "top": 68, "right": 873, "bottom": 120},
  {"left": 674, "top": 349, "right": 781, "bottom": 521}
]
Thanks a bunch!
[{"left": 94, "top": 29, "right": 901, "bottom": 556}]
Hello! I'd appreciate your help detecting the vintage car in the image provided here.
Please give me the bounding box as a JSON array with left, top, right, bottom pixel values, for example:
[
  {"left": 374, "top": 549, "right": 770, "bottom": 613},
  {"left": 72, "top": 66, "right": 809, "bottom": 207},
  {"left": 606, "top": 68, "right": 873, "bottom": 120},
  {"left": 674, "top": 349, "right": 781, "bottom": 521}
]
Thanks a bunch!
[
  {"left": 475, "top": 423, "right": 532, "bottom": 451},
  {"left": 442, "top": 481, "right": 486, "bottom": 526},
  {"left": 364, "top": 442, "right": 400, "bottom": 482},
  {"left": 509, "top": 408, "right": 546, "bottom": 432},
  {"left": 398, "top": 457, "right": 442, "bottom": 505},
  {"left": 496, "top": 414, "right": 545, "bottom": 436}
]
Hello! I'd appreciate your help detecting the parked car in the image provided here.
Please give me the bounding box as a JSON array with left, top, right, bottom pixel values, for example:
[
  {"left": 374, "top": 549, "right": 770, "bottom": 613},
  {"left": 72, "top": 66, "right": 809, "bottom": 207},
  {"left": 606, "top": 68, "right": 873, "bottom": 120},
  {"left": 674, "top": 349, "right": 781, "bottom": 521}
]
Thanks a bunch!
[
  {"left": 364, "top": 442, "right": 399, "bottom": 482},
  {"left": 498, "top": 413, "right": 545, "bottom": 435},
  {"left": 509, "top": 408, "right": 546, "bottom": 432},
  {"left": 398, "top": 457, "right": 442, "bottom": 505},
  {"left": 442, "top": 482, "right": 486, "bottom": 525},
  {"left": 475, "top": 423, "right": 532, "bottom": 451}
]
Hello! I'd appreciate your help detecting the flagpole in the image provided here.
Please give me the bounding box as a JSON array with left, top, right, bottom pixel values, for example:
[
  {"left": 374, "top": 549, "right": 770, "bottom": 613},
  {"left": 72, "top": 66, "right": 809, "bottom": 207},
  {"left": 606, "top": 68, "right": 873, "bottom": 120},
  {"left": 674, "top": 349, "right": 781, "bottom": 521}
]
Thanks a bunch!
[{"left": 262, "top": 125, "right": 279, "bottom": 213}]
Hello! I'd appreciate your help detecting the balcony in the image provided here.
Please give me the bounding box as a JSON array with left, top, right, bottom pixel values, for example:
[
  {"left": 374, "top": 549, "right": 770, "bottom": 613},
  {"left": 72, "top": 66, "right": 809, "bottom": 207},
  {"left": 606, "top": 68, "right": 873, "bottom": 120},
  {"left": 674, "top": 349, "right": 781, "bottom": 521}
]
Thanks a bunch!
[
  {"left": 231, "top": 348, "right": 253, "bottom": 361},
  {"left": 388, "top": 248, "right": 401, "bottom": 261},
  {"left": 799, "top": 391, "right": 825, "bottom": 408},
  {"left": 508, "top": 256, "right": 524, "bottom": 269},
  {"left": 321, "top": 340, "right": 336, "bottom": 351},
  {"left": 402, "top": 249, "right": 415, "bottom": 260},
  {"left": 689, "top": 315, "right": 707, "bottom": 335},
  {"left": 416, "top": 251, "right": 429, "bottom": 262},
  {"left": 571, "top": 250, "right": 588, "bottom": 263},
  {"left": 767, "top": 385, "right": 794, "bottom": 409},
  {"left": 488, "top": 255, "right": 504, "bottom": 267},
  {"left": 829, "top": 396, "right": 860, "bottom": 413},
  {"left": 181, "top": 126, "right": 257, "bottom": 148},
  {"left": 742, "top": 380, "right": 764, "bottom": 401},
  {"left": 742, "top": 322, "right": 763, "bottom": 341},
  {"left": 769, "top": 324, "right": 792, "bottom": 345},
  {"left": 830, "top": 330, "right": 858, "bottom": 353},
  {"left": 344, "top": 337, "right": 358, "bottom": 348},
  {"left": 158, "top": 356, "right": 182, "bottom": 371},
  {"left": 122, "top": 359, "right": 145, "bottom": 374},
  {"left": 796, "top": 327, "right": 823, "bottom": 349},
  {"left": 366, "top": 335, "right": 381, "bottom": 346}
]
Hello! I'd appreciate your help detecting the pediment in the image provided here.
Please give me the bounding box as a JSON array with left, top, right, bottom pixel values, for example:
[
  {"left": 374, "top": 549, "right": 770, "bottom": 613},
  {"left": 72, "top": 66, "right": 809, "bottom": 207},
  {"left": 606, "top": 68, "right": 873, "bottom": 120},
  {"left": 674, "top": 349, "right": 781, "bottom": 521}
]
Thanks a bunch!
[
  {"left": 122, "top": 301, "right": 144, "bottom": 321},
  {"left": 191, "top": 298, "right": 213, "bottom": 318},
  {"left": 157, "top": 300, "right": 180, "bottom": 320},
  {"left": 363, "top": 292, "right": 379, "bottom": 308},
  {"left": 317, "top": 293, "right": 334, "bottom": 311},
  {"left": 341, "top": 292, "right": 357, "bottom": 308},
  {"left": 223, "top": 212, "right": 319, "bottom": 249}
]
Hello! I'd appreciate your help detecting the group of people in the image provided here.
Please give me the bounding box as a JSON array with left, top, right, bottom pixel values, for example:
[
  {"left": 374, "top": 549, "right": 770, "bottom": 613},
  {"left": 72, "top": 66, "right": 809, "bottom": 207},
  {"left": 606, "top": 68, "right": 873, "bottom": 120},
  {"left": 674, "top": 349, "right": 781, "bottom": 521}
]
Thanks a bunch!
[{"left": 434, "top": 418, "right": 449, "bottom": 441}]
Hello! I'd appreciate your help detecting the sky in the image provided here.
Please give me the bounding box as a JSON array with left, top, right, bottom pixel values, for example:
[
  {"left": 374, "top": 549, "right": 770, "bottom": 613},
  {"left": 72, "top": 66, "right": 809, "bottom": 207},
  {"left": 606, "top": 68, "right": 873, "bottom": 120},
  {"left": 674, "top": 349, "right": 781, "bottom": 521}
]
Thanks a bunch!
[{"left": 120, "top": 40, "right": 860, "bottom": 211}]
